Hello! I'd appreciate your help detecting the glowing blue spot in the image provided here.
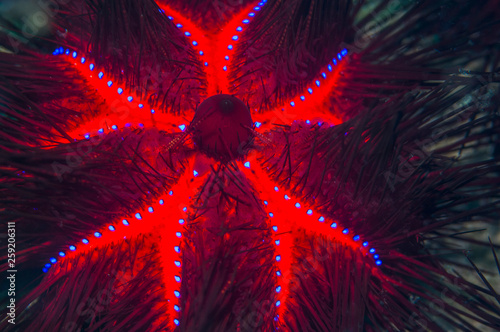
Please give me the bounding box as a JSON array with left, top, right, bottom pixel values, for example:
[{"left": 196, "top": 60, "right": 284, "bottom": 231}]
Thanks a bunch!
[
  {"left": 43, "top": 268, "right": 48, "bottom": 273},
  {"left": 148, "top": 207, "right": 153, "bottom": 213},
  {"left": 50, "top": 257, "right": 57, "bottom": 264},
  {"left": 117, "top": 88, "right": 123, "bottom": 94},
  {"left": 138, "top": 104, "right": 144, "bottom": 108},
  {"left": 275, "top": 255, "right": 281, "bottom": 261},
  {"left": 169, "top": 191, "right": 173, "bottom": 195},
  {"left": 341, "top": 48, "right": 348, "bottom": 56},
  {"left": 223, "top": 66, "right": 227, "bottom": 71},
  {"left": 249, "top": 12, "right": 255, "bottom": 17},
  {"left": 122, "top": 219, "right": 129, "bottom": 226},
  {"left": 300, "top": 96, "right": 305, "bottom": 101},
  {"left": 204, "top": 62, "right": 208, "bottom": 66},
  {"left": 98, "top": 72, "right": 104, "bottom": 79},
  {"left": 274, "top": 186, "right": 279, "bottom": 191},
  {"left": 151, "top": 109, "right": 155, "bottom": 114},
  {"left": 89, "top": 64, "right": 94, "bottom": 70},
  {"left": 363, "top": 241, "right": 369, "bottom": 247},
  {"left": 174, "top": 305, "right": 180, "bottom": 312},
  {"left": 68, "top": 245, "right": 75, "bottom": 251},
  {"left": 353, "top": 235, "right": 360, "bottom": 241},
  {"left": 174, "top": 319, "right": 180, "bottom": 326},
  {"left": 232, "top": 35, "right": 239, "bottom": 41},
  {"left": 369, "top": 248, "right": 376, "bottom": 253},
  {"left": 94, "top": 232, "right": 101, "bottom": 237},
  {"left": 284, "top": 195, "right": 290, "bottom": 200},
  {"left": 81, "top": 57, "right": 86, "bottom": 64},
  {"left": 45, "top": 263, "right": 51, "bottom": 268},
  {"left": 275, "top": 240, "right": 280, "bottom": 245},
  {"left": 276, "top": 286, "right": 281, "bottom": 293},
  {"left": 264, "top": 201, "right": 268, "bottom": 205},
  {"left": 243, "top": 19, "right": 249, "bottom": 24},
  {"left": 332, "top": 59, "right": 337, "bottom": 65},
  {"left": 338, "top": 53, "right": 342, "bottom": 60},
  {"left": 179, "top": 124, "right": 186, "bottom": 131},
  {"left": 192, "top": 41, "right": 198, "bottom": 46},
  {"left": 375, "top": 260, "right": 382, "bottom": 266},
  {"left": 328, "top": 64, "right": 332, "bottom": 71},
  {"left": 276, "top": 271, "right": 281, "bottom": 276},
  {"left": 59, "top": 251, "right": 65, "bottom": 257},
  {"left": 174, "top": 246, "right": 180, "bottom": 253},
  {"left": 199, "top": 51, "right": 204, "bottom": 55},
  {"left": 174, "top": 275, "right": 181, "bottom": 282},
  {"left": 183, "top": 207, "right": 187, "bottom": 212},
  {"left": 159, "top": 199, "right": 164, "bottom": 205},
  {"left": 176, "top": 23, "right": 182, "bottom": 28},
  {"left": 295, "top": 202, "right": 301, "bottom": 208},
  {"left": 174, "top": 290, "right": 181, "bottom": 298},
  {"left": 374, "top": 254, "right": 379, "bottom": 259},
  {"left": 319, "top": 216, "right": 325, "bottom": 222},
  {"left": 276, "top": 301, "right": 281, "bottom": 307},
  {"left": 322, "top": 72, "right": 327, "bottom": 79},
  {"left": 272, "top": 226, "right": 278, "bottom": 232},
  {"left": 315, "top": 80, "right": 320, "bottom": 87},
  {"left": 179, "top": 219, "right": 185, "bottom": 224},
  {"left": 308, "top": 88, "right": 313, "bottom": 94},
  {"left": 228, "top": 45, "right": 233, "bottom": 50},
  {"left": 127, "top": 96, "right": 133, "bottom": 102},
  {"left": 193, "top": 170, "right": 198, "bottom": 177},
  {"left": 269, "top": 212, "right": 274, "bottom": 217},
  {"left": 65, "top": 49, "right": 70, "bottom": 55},
  {"left": 168, "top": 16, "right": 173, "bottom": 20},
  {"left": 342, "top": 228, "right": 349, "bottom": 234},
  {"left": 52, "top": 48, "right": 59, "bottom": 55},
  {"left": 255, "top": 121, "right": 262, "bottom": 128},
  {"left": 176, "top": 232, "right": 182, "bottom": 238},
  {"left": 184, "top": 31, "right": 191, "bottom": 36},
  {"left": 107, "top": 226, "right": 115, "bottom": 232},
  {"left": 174, "top": 260, "right": 181, "bottom": 267},
  {"left": 254, "top": 6, "right": 261, "bottom": 10},
  {"left": 112, "top": 125, "right": 117, "bottom": 130},
  {"left": 331, "top": 223, "right": 337, "bottom": 228},
  {"left": 82, "top": 239, "right": 89, "bottom": 244},
  {"left": 98, "top": 128, "right": 104, "bottom": 133},
  {"left": 237, "top": 26, "right": 242, "bottom": 31},
  {"left": 107, "top": 81, "right": 113, "bottom": 87},
  {"left": 84, "top": 134, "right": 90, "bottom": 139},
  {"left": 290, "top": 101, "right": 295, "bottom": 106},
  {"left": 225, "top": 55, "right": 229, "bottom": 60},
  {"left": 306, "top": 120, "right": 310, "bottom": 124},
  {"left": 307, "top": 209, "right": 313, "bottom": 215},
  {"left": 72, "top": 51, "right": 77, "bottom": 58},
  {"left": 244, "top": 161, "right": 250, "bottom": 168}
]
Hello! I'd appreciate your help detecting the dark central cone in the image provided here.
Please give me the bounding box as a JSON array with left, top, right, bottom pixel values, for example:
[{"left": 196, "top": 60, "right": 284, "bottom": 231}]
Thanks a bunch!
[{"left": 190, "top": 94, "right": 253, "bottom": 161}]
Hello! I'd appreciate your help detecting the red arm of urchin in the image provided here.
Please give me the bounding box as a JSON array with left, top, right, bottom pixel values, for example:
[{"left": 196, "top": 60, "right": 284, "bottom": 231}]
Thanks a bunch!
[
  {"left": 238, "top": 160, "right": 380, "bottom": 328},
  {"left": 40, "top": 155, "right": 207, "bottom": 331},
  {"left": 159, "top": 0, "right": 269, "bottom": 96},
  {"left": 49, "top": 0, "right": 206, "bottom": 140},
  {"left": 52, "top": 50, "right": 191, "bottom": 140}
]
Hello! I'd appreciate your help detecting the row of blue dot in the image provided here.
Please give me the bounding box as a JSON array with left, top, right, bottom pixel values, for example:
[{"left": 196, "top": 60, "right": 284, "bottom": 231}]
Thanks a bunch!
[
  {"left": 42, "top": 196, "right": 170, "bottom": 273},
  {"left": 289, "top": 48, "right": 348, "bottom": 108},
  {"left": 266, "top": 184, "right": 381, "bottom": 266},
  {"left": 52, "top": 47, "right": 189, "bottom": 136},
  {"left": 221, "top": 1, "right": 268, "bottom": 71}
]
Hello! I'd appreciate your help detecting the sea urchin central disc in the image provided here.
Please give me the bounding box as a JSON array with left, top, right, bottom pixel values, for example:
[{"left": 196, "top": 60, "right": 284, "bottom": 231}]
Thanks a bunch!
[{"left": 190, "top": 94, "right": 253, "bottom": 161}]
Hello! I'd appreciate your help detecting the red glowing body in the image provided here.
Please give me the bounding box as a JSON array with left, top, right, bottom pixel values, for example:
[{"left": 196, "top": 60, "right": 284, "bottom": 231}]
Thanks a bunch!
[{"left": 1, "top": 0, "right": 499, "bottom": 331}]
